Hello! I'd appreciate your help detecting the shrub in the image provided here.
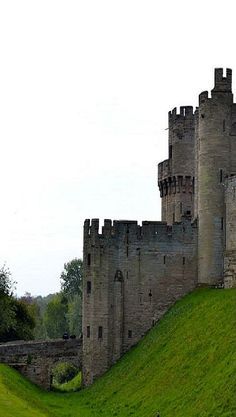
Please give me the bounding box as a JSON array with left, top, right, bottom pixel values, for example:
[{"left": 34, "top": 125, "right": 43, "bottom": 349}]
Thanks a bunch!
[{"left": 52, "top": 362, "right": 78, "bottom": 384}]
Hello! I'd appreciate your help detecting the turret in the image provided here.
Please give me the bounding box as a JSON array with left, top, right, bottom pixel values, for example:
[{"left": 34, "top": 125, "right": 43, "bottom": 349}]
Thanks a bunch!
[
  {"left": 158, "top": 106, "right": 195, "bottom": 224},
  {"left": 197, "top": 68, "right": 233, "bottom": 285}
]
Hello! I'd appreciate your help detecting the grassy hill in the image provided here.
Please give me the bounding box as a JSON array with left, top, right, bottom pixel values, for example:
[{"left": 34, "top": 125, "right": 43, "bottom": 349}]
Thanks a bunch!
[{"left": 0, "top": 288, "right": 236, "bottom": 417}]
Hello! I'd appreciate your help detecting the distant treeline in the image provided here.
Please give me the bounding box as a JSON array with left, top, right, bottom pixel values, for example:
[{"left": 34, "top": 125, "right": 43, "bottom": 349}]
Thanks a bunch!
[{"left": 0, "top": 259, "right": 82, "bottom": 343}]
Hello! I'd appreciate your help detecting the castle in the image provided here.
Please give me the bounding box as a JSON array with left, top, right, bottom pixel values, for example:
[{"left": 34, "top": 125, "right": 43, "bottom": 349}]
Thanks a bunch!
[{"left": 82, "top": 68, "right": 236, "bottom": 386}]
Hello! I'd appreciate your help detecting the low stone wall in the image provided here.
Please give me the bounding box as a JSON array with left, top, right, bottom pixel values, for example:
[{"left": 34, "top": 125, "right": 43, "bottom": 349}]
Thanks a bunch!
[{"left": 0, "top": 338, "right": 82, "bottom": 390}]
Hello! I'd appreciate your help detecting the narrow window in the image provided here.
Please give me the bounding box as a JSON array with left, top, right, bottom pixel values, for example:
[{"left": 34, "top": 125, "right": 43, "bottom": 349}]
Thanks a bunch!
[
  {"left": 126, "top": 246, "right": 129, "bottom": 257},
  {"left": 128, "top": 330, "right": 132, "bottom": 339},
  {"left": 163, "top": 255, "right": 166, "bottom": 264},
  {"left": 223, "top": 120, "right": 226, "bottom": 132},
  {"left": 220, "top": 169, "right": 223, "bottom": 183},
  {"left": 221, "top": 217, "right": 224, "bottom": 230},
  {"left": 87, "top": 326, "right": 90, "bottom": 338},
  {"left": 169, "top": 145, "right": 172, "bottom": 159},
  {"left": 87, "top": 281, "right": 91, "bottom": 294},
  {"left": 98, "top": 326, "right": 103, "bottom": 339},
  {"left": 87, "top": 253, "right": 91, "bottom": 266},
  {"left": 183, "top": 257, "right": 185, "bottom": 265}
]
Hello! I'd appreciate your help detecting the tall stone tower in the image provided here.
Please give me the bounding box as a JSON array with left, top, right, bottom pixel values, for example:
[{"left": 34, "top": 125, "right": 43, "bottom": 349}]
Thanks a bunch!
[
  {"left": 197, "top": 69, "right": 233, "bottom": 285},
  {"left": 158, "top": 106, "right": 195, "bottom": 224}
]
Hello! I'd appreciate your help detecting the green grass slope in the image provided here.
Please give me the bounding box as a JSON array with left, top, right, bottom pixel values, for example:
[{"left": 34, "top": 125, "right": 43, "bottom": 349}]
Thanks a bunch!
[{"left": 0, "top": 289, "right": 236, "bottom": 417}]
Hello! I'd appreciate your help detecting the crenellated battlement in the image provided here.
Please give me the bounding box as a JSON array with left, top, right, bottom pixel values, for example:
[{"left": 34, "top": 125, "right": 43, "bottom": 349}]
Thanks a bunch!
[
  {"left": 168, "top": 107, "right": 194, "bottom": 132},
  {"left": 84, "top": 216, "right": 196, "bottom": 242},
  {"left": 199, "top": 68, "right": 233, "bottom": 106},
  {"left": 169, "top": 106, "right": 194, "bottom": 119},
  {"left": 213, "top": 68, "right": 232, "bottom": 92}
]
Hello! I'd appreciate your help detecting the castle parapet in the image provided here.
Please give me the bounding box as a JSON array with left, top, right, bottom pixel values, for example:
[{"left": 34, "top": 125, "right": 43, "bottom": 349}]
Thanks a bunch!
[
  {"left": 168, "top": 106, "right": 193, "bottom": 123},
  {"left": 213, "top": 68, "right": 232, "bottom": 93},
  {"left": 83, "top": 216, "right": 196, "bottom": 242}
]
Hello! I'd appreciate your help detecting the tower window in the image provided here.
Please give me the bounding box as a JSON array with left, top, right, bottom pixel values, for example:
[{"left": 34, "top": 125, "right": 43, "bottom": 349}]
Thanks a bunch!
[
  {"left": 128, "top": 330, "right": 132, "bottom": 338},
  {"left": 169, "top": 145, "right": 172, "bottom": 159},
  {"left": 183, "top": 257, "right": 185, "bottom": 265},
  {"left": 98, "top": 326, "right": 103, "bottom": 339},
  {"left": 220, "top": 169, "right": 223, "bottom": 183},
  {"left": 163, "top": 255, "right": 166, "bottom": 264},
  {"left": 87, "top": 253, "right": 91, "bottom": 266},
  {"left": 87, "top": 281, "right": 91, "bottom": 294},
  {"left": 87, "top": 326, "right": 90, "bottom": 338},
  {"left": 221, "top": 217, "right": 224, "bottom": 230}
]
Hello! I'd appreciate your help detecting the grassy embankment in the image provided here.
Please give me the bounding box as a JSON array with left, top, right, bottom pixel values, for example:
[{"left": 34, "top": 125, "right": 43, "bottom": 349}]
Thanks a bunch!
[{"left": 0, "top": 288, "right": 236, "bottom": 417}]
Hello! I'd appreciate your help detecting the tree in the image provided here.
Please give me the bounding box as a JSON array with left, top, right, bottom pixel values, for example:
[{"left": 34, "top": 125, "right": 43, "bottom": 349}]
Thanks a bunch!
[
  {"left": 44, "top": 293, "right": 68, "bottom": 338},
  {"left": 60, "top": 258, "right": 83, "bottom": 298},
  {"left": 0, "top": 265, "right": 16, "bottom": 340},
  {"left": 1, "top": 299, "right": 35, "bottom": 342},
  {"left": 67, "top": 294, "right": 82, "bottom": 335},
  {"left": 0, "top": 265, "right": 15, "bottom": 296},
  {"left": 0, "top": 268, "right": 36, "bottom": 342}
]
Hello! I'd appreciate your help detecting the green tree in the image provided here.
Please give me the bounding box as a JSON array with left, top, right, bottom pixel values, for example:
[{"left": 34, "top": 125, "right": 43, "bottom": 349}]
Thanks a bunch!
[
  {"left": 44, "top": 293, "right": 68, "bottom": 338},
  {"left": 19, "top": 293, "right": 46, "bottom": 340},
  {"left": 2, "top": 299, "right": 35, "bottom": 342},
  {"left": 0, "top": 265, "right": 15, "bottom": 296},
  {"left": 0, "top": 266, "right": 17, "bottom": 340},
  {"left": 0, "top": 268, "right": 36, "bottom": 342},
  {"left": 67, "top": 294, "right": 82, "bottom": 336},
  {"left": 60, "top": 258, "right": 83, "bottom": 298}
]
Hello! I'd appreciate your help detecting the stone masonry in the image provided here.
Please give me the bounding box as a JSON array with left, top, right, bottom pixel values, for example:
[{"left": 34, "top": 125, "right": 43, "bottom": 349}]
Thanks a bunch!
[
  {"left": 0, "top": 338, "right": 82, "bottom": 390},
  {"left": 82, "top": 68, "right": 236, "bottom": 387}
]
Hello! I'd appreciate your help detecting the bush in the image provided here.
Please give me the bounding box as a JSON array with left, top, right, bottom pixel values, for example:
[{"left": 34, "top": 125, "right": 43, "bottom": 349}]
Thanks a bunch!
[{"left": 52, "top": 362, "right": 78, "bottom": 384}]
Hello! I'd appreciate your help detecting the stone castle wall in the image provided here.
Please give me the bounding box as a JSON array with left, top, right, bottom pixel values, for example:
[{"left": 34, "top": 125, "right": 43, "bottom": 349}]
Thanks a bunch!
[
  {"left": 224, "top": 176, "right": 236, "bottom": 288},
  {"left": 82, "top": 217, "right": 197, "bottom": 385},
  {"left": 82, "top": 67, "right": 236, "bottom": 387}
]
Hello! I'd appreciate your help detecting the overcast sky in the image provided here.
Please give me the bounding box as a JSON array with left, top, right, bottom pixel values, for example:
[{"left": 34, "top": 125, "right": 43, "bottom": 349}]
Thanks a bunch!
[{"left": 0, "top": 0, "right": 236, "bottom": 296}]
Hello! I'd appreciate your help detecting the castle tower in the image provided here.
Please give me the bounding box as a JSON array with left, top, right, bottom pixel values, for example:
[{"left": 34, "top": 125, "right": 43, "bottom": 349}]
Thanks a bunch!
[
  {"left": 158, "top": 106, "right": 195, "bottom": 224},
  {"left": 197, "top": 68, "right": 233, "bottom": 285}
]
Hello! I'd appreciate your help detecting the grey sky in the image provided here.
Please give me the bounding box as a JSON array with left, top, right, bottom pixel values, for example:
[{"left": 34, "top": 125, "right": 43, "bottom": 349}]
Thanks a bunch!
[{"left": 0, "top": 0, "right": 235, "bottom": 295}]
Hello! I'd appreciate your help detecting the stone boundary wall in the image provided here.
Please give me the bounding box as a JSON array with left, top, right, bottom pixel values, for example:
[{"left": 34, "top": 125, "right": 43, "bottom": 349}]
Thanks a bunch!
[{"left": 0, "top": 338, "right": 82, "bottom": 390}]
